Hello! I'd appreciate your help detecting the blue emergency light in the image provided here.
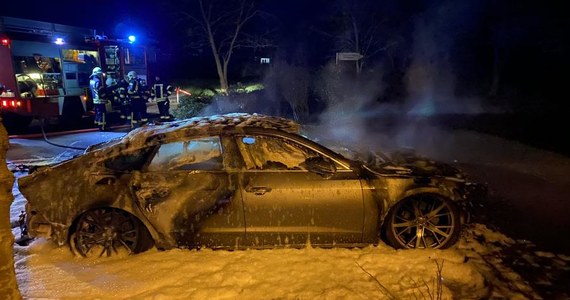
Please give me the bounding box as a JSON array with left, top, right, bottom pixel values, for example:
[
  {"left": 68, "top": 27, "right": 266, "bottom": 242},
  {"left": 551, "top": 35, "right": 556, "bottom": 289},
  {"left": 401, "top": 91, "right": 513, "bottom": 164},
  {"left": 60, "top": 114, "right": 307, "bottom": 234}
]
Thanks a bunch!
[{"left": 128, "top": 35, "right": 136, "bottom": 43}]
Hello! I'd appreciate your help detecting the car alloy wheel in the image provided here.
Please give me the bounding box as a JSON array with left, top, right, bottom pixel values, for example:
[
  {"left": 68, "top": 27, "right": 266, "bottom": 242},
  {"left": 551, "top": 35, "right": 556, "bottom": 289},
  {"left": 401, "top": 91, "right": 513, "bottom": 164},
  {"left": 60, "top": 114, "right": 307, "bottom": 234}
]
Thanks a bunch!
[
  {"left": 72, "top": 208, "right": 147, "bottom": 257},
  {"left": 385, "top": 194, "right": 460, "bottom": 249}
]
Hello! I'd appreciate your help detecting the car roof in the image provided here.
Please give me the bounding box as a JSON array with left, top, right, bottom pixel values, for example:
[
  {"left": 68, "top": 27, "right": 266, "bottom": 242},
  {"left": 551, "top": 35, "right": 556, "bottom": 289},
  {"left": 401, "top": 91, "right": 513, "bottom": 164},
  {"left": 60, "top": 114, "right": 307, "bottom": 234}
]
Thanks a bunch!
[{"left": 90, "top": 113, "right": 301, "bottom": 153}]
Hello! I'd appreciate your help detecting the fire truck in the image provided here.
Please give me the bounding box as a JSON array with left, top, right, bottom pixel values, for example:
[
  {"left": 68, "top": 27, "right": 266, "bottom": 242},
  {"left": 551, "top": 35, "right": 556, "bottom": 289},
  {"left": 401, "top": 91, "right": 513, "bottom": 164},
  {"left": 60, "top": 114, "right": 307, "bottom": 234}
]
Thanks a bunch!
[{"left": 0, "top": 16, "right": 153, "bottom": 131}]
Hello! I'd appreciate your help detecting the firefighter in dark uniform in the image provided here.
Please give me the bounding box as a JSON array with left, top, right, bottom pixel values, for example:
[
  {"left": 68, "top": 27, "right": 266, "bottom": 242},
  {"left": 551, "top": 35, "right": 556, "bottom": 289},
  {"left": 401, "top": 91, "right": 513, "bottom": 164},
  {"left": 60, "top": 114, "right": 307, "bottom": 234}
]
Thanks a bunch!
[
  {"left": 152, "top": 76, "right": 174, "bottom": 121},
  {"left": 89, "top": 67, "right": 108, "bottom": 131},
  {"left": 105, "top": 77, "right": 121, "bottom": 121},
  {"left": 140, "top": 79, "right": 151, "bottom": 123},
  {"left": 127, "top": 71, "right": 146, "bottom": 128},
  {"left": 116, "top": 78, "right": 130, "bottom": 123},
  {"left": 105, "top": 77, "right": 118, "bottom": 106}
]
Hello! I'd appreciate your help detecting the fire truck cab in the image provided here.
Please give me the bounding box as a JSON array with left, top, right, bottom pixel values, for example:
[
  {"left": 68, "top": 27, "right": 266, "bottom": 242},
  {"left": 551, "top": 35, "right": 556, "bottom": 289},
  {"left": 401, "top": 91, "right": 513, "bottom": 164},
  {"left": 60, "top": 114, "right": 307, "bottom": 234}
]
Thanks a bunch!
[{"left": 0, "top": 16, "right": 151, "bottom": 132}]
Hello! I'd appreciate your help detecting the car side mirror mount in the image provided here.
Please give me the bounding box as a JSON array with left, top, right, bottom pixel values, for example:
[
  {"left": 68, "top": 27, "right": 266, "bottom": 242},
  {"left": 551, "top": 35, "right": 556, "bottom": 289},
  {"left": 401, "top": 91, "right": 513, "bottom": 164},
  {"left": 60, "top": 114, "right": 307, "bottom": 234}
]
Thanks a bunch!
[{"left": 304, "top": 156, "right": 336, "bottom": 178}]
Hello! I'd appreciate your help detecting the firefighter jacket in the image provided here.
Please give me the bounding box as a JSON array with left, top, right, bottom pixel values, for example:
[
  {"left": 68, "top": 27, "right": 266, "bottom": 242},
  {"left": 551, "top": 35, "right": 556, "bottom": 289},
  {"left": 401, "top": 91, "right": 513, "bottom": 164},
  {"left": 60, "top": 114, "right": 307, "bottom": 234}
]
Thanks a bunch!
[
  {"left": 140, "top": 80, "right": 152, "bottom": 102},
  {"left": 152, "top": 81, "right": 173, "bottom": 102},
  {"left": 127, "top": 78, "right": 143, "bottom": 100},
  {"left": 89, "top": 74, "right": 107, "bottom": 104},
  {"left": 105, "top": 83, "right": 119, "bottom": 105},
  {"left": 116, "top": 79, "right": 129, "bottom": 105}
]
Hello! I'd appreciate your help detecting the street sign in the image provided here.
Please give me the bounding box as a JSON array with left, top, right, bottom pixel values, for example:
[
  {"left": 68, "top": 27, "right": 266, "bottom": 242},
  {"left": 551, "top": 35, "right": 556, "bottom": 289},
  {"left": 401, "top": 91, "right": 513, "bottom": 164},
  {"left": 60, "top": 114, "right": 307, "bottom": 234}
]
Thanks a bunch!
[{"left": 336, "top": 52, "right": 364, "bottom": 61}]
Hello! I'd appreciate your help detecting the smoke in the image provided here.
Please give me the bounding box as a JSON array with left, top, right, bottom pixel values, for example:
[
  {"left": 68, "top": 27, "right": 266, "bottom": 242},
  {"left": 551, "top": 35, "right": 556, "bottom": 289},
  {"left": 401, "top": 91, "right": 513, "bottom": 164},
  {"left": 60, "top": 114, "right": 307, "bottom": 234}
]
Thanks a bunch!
[
  {"left": 200, "top": 0, "right": 499, "bottom": 160},
  {"left": 392, "top": 0, "right": 496, "bottom": 157},
  {"left": 404, "top": 1, "right": 489, "bottom": 116},
  {"left": 309, "top": 61, "right": 391, "bottom": 150},
  {"left": 306, "top": 0, "right": 499, "bottom": 159}
]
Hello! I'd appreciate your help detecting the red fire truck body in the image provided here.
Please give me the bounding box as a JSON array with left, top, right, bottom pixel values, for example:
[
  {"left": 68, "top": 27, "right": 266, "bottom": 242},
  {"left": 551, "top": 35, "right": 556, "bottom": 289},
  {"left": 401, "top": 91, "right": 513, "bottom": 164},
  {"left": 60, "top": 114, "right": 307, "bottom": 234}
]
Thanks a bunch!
[{"left": 0, "top": 16, "right": 151, "bottom": 130}]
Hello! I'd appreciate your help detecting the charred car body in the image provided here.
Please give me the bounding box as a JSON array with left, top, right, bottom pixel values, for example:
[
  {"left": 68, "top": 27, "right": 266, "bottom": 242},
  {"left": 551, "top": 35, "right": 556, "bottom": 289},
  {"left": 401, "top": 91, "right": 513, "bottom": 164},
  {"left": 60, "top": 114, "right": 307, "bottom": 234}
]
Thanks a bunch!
[{"left": 19, "top": 113, "right": 475, "bottom": 257}]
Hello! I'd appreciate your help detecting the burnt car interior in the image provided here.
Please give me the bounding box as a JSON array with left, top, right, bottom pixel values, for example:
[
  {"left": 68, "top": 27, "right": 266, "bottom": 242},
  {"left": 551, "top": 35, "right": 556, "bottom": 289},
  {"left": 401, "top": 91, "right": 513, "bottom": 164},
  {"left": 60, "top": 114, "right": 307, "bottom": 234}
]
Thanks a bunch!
[
  {"left": 104, "top": 148, "right": 155, "bottom": 172},
  {"left": 148, "top": 137, "right": 223, "bottom": 171}
]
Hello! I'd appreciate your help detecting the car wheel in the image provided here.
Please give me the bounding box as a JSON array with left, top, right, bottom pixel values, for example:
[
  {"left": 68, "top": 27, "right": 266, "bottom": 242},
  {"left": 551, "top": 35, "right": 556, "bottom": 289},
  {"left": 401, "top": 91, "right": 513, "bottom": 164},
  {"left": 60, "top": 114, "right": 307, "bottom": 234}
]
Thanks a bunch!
[
  {"left": 71, "top": 207, "right": 153, "bottom": 257},
  {"left": 384, "top": 194, "right": 461, "bottom": 249}
]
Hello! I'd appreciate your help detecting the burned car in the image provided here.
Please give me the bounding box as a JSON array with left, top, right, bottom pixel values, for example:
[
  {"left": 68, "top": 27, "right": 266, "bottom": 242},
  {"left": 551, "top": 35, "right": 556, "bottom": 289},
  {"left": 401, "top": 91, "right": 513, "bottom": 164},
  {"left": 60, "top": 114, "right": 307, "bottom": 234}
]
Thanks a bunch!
[{"left": 19, "top": 113, "right": 474, "bottom": 257}]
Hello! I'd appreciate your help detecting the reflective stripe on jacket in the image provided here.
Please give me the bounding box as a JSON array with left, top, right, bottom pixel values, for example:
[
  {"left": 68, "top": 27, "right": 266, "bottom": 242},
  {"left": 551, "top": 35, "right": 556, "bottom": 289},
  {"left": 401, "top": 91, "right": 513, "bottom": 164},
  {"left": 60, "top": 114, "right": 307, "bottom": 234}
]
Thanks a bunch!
[
  {"left": 152, "top": 82, "right": 173, "bottom": 102},
  {"left": 89, "top": 75, "right": 107, "bottom": 104}
]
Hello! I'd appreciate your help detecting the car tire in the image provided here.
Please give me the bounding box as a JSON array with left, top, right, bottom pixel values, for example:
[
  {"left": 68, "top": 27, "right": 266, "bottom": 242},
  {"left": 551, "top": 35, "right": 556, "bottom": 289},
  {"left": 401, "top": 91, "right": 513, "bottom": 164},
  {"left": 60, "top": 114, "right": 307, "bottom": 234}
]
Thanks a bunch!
[
  {"left": 383, "top": 194, "right": 461, "bottom": 249},
  {"left": 70, "top": 207, "right": 154, "bottom": 257}
]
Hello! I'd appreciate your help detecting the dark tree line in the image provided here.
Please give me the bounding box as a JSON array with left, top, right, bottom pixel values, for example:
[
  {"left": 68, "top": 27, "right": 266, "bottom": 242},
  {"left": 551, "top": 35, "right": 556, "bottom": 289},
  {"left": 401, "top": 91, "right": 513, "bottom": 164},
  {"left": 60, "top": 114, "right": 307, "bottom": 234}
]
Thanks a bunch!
[{"left": 156, "top": 0, "right": 569, "bottom": 113}]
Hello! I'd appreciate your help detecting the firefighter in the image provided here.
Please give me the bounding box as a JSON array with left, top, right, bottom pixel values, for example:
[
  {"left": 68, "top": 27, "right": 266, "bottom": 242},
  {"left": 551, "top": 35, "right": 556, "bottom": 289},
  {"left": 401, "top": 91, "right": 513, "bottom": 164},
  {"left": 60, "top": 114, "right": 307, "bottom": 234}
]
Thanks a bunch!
[
  {"left": 105, "top": 77, "right": 118, "bottom": 98},
  {"left": 140, "top": 79, "right": 151, "bottom": 123},
  {"left": 105, "top": 76, "right": 120, "bottom": 117},
  {"left": 116, "top": 78, "right": 130, "bottom": 123},
  {"left": 89, "top": 67, "right": 108, "bottom": 131},
  {"left": 151, "top": 76, "right": 174, "bottom": 121},
  {"left": 127, "top": 71, "right": 146, "bottom": 128}
]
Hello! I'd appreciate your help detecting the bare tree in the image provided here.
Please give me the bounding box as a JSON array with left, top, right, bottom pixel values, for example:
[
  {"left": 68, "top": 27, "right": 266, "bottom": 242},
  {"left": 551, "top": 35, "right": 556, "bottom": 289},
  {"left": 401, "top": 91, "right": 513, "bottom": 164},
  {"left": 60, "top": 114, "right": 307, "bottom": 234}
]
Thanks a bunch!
[
  {"left": 0, "top": 121, "right": 20, "bottom": 299},
  {"left": 317, "top": 0, "right": 399, "bottom": 74},
  {"left": 343, "top": 14, "right": 398, "bottom": 74},
  {"left": 177, "top": 0, "right": 262, "bottom": 93}
]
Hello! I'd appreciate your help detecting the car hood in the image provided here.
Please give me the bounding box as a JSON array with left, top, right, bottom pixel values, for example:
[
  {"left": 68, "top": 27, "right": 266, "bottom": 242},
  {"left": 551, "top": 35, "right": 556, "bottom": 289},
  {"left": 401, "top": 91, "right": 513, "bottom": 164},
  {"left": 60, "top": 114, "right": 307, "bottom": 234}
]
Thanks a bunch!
[
  {"left": 381, "top": 150, "right": 464, "bottom": 179},
  {"left": 339, "top": 147, "right": 464, "bottom": 180}
]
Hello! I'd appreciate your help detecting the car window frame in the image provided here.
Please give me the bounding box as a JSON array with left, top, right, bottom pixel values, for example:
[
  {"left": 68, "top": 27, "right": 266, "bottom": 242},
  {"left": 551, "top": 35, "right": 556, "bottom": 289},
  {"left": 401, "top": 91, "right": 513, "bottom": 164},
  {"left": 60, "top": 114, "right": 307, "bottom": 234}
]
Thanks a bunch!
[
  {"left": 234, "top": 131, "right": 352, "bottom": 172},
  {"left": 102, "top": 146, "right": 157, "bottom": 172},
  {"left": 146, "top": 135, "right": 226, "bottom": 172}
]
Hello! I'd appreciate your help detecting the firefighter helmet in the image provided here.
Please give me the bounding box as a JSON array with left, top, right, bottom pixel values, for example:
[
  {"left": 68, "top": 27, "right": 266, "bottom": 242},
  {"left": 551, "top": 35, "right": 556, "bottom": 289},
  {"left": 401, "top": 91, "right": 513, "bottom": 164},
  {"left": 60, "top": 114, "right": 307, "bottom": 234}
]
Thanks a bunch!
[
  {"left": 127, "top": 71, "right": 137, "bottom": 80},
  {"left": 105, "top": 78, "right": 117, "bottom": 86},
  {"left": 92, "top": 67, "right": 103, "bottom": 75}
]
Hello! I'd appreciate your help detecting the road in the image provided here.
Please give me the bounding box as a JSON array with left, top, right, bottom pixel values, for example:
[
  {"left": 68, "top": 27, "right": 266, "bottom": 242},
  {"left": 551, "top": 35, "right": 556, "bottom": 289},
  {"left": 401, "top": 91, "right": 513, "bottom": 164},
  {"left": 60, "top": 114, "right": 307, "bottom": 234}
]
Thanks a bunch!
[
  {"left": 5, "top": 100, "right": 171, "bottom": 136},
  {"left": 7, "top": 129, "right": 126, "bottom": 168}
]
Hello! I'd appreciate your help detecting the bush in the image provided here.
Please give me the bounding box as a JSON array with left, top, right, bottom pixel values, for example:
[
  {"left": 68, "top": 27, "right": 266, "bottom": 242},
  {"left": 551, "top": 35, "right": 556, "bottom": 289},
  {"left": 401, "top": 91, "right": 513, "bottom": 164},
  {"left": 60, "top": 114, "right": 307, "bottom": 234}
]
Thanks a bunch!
[
  {"left": 172, "top": 93, "right": 214, "bottom": 119},
  {"left": 172, "top": 81, "right": 281, "bottom": 119}
]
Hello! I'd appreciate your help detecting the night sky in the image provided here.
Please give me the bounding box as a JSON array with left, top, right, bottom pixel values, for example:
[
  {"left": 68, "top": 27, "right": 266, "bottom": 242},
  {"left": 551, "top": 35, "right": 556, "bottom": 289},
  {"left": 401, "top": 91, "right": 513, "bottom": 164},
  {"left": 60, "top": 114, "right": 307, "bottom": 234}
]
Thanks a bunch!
[
  {"left": 2, "top": 0, "right": 322, "bottom": 41},
  {"left": 3, "top": 0, "right": 161, "bottom": 38}
]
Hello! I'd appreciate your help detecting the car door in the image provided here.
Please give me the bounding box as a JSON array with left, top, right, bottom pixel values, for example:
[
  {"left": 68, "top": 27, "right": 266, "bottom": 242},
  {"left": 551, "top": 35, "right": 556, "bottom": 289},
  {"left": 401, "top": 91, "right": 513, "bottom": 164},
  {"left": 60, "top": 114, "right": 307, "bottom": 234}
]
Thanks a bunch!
[
  {"left": 130, "top": 136, "right": 245, "bottom": 249},
  {"left": 236, "top": 134, "right": 364, "bottom": 248}
]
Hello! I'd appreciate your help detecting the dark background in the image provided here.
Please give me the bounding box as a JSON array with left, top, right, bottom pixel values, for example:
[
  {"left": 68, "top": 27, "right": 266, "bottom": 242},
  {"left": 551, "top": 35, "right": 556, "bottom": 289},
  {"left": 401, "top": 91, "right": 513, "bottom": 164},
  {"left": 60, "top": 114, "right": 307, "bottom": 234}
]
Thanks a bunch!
[{"left": 3, "top": 0, "right": 570, "bottom": 120}]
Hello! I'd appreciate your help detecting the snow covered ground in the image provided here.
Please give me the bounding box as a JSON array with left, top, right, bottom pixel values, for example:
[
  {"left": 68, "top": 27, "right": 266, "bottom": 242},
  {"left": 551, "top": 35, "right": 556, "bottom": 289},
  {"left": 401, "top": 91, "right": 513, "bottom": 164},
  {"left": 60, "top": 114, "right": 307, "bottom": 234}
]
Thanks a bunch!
[
  {"left": 7, "top": 124, "right": 570, "bottom": 299},
  {"left": 10, "top": 224, "right": 541, "bottom": 299}
]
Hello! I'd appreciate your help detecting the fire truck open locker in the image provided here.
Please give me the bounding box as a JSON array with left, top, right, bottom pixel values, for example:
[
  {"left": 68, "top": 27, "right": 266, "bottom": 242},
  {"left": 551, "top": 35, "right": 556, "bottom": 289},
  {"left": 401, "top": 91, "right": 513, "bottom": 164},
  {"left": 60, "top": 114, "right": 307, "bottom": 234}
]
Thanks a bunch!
[{"left": 0, "top": 16, "right": 152, "bottom": 132}]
